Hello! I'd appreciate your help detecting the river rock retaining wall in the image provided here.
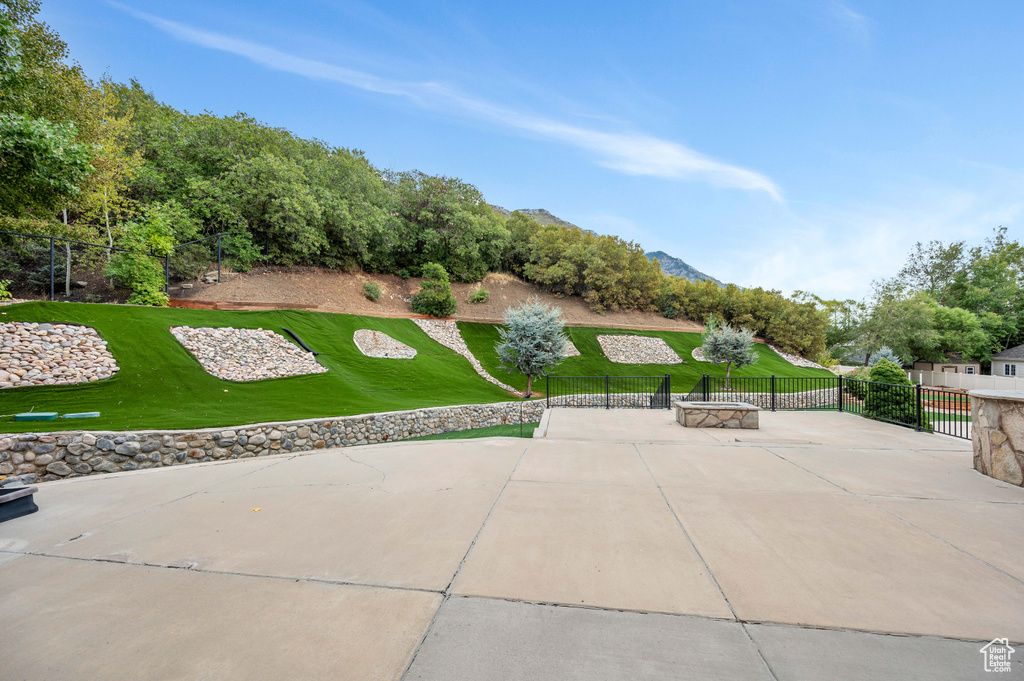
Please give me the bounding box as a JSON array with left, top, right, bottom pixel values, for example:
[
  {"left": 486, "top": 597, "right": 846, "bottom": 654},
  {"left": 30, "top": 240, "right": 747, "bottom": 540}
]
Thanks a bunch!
[{"left": 0, "top": 400, "right": 545, "bottom": 484}]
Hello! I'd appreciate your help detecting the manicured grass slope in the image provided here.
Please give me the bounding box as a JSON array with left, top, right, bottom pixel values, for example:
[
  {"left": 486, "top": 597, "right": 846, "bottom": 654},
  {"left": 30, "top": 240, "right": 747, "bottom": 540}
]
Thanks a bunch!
[
  {"left": 459, "top": 322, "right": 834, "bottom": 394},
  {"left": 0, "top": 302, "right": 512, "bottom": 433},
  {"left": 404, "top": 422, "right": 538, "bottom": 441}
]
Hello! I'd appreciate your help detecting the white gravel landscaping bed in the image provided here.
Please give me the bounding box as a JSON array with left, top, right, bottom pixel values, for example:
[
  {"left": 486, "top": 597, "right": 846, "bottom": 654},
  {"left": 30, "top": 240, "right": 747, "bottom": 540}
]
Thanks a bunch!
[
  {"left": 353, "top": 329, "right": 417, "bottom": 359},
  {"left": 171, "top": 326, "right": 327, "bottom": 382},
  {"left": 597, "top": 334, "right": 684, "bottom": 364},
  {"left": 693, "top": 343, "right": 825, "bottom": 370},
  {"left": 0, "top": 322, "right": 119, "bottom": 389},
  {"left": 413, "top": 319, "right": 518, "bottom": 394},
  {"left": 768, "top": 344, "right": 826, "bottom": 370}
]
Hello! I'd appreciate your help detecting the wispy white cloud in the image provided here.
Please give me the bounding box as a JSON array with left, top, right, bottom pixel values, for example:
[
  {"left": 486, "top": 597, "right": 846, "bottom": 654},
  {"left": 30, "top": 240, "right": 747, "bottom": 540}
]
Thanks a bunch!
[
  {"left": 112, "top": 3, "right": 782, "bottom": 200},
  {"left": 829, "top": 1, "right": 872, "bottom": 42},
  {"left": 708, "top": 185, "right": 1023, "bottom": 299}
]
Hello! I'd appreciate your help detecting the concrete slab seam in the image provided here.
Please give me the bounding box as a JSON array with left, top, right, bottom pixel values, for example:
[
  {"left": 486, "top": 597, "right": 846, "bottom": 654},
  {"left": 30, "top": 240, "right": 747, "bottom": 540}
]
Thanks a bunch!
[
  {"left": 635, "top": 443, "right": 788, "bottom": 679},
  {"left": 398, "top": 441, "right": 533, "bottom": 681},
  {"left": 4, "top": 550, "right": 447, "bottom": 595},
  {"left": 632, "top": 443, "right": 739, "bottom": 620}
]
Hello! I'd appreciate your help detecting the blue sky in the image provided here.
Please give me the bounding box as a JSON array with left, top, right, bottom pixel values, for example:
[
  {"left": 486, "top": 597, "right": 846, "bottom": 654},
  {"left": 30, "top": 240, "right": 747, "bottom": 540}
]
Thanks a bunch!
[{"left": 41, "top": 0, "right": 1024, "bottom": 299}]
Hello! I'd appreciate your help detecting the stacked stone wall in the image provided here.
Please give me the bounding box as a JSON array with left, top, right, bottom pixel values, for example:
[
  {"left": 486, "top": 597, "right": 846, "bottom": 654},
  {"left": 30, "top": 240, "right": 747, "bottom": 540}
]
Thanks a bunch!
[{"left": 1, "top": 400, "right": 545, "bottom": 483}]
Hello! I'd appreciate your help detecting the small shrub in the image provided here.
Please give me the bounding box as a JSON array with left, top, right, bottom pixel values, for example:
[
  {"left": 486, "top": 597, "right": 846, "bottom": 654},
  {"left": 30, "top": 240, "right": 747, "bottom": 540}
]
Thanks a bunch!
[
  {"left": 864, "top": 358, "right": 930, "bottom": 429},
  {"left": 843, "top": 366, "right": 871, "bottom": 399},
  {"left": 397, "top": 268, "right": 411, "bottom": 280},
  {"left": 0, "top": 279, "right": 11, "bottom": 301},
  {"left": 105, "top": 219, "right": 173, "bottom": 307},
  {"left": 411, "top": 262, "right": 457, "bottom": 317},
  {"left": 362, "top": 281, "right": 381, "bottom": 302},
  {"left": 469, "top": 288, "right": 489, "bottom": 303}
]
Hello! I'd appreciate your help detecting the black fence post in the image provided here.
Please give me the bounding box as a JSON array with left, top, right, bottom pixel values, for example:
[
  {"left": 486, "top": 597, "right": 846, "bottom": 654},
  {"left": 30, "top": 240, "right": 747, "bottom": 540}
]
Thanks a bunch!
[
  {"left": 546, "top": 375, "right": 550, "bottom": 409},
  {"left": 666, "top": 373, "right": 671, "bottom": 409},
  {"left": 771, "top": 375, "right": 776, "bottom": 412},
  {"left": 915, "top": 383, "right": 923, "bottom": 431},
  {"left": 48, "top": 237, "right": 55, "bottom": 301},
  {"left": 838, "top": 374, "right": 844, "bottom": 413},
  {"left": 605, "top": 374, "right": 610, "bottom": 409}
]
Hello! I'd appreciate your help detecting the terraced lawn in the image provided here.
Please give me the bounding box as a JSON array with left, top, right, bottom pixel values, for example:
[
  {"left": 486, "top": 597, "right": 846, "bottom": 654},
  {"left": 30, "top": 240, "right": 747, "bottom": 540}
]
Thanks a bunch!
[
  {"left": 0, "top": 302, "right": 834, "bottom": 434},
  {"left": 458, "top": 321, "right": 834, "bottom": 394},
  {"left": 0, "top": 302, "right": 513, "bottom": 433}
]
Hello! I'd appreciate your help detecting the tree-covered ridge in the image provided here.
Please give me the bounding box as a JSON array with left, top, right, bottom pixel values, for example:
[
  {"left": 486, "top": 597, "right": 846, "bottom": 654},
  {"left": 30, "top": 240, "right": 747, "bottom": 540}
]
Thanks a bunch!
[{"left": 0, "top": 0, "right": 827, "bottom": 359}]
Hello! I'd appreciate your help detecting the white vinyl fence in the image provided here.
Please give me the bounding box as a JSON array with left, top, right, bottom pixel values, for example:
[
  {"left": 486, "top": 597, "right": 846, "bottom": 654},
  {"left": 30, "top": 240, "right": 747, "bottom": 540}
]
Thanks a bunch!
[{"left": 909, "top": 370, "right": 1024, "bottom": 391}]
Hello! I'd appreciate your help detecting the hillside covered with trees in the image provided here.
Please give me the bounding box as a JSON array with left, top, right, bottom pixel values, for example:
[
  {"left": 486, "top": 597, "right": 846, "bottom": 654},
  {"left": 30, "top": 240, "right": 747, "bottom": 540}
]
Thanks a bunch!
[{"left": 0, "top": 1, "right": 829, "bottom": 357}]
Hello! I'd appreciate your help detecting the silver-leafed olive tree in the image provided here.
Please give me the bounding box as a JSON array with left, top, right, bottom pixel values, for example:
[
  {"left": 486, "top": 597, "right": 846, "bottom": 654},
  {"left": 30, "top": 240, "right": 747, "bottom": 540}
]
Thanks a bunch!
[
  {"left": 701, "top": 316, "right": 758, "bottom": 389},
  {"left": 495, "top": 299, "right": 570, "bottom": 397}
]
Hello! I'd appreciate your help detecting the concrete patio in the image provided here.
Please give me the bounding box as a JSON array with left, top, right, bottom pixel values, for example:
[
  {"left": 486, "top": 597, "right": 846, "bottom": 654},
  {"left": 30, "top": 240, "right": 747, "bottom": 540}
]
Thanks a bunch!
[{"left": 1, "top": 410, "right": 1022, "bottom": 679}]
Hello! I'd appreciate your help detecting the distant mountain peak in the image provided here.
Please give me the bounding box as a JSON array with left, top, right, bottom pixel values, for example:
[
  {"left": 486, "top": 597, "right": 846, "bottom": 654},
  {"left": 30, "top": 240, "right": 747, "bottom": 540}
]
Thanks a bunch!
[
  {"left": 646, "top": 251, "right": 723, "bottom": 286},
  {"left": 488, "top": 205, "right": 724, "bottom": 286}
]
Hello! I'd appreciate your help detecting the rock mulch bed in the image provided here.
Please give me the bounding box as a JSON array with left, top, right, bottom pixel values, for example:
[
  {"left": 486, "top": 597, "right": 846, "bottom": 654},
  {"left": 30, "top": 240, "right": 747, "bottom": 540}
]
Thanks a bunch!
[
  {"left": 597, "top": 335, "right": 684, "bottom": 364},
  {"left": 561, "top": 339, "right": 581, "bottom": 357},
  {"left": 413, "top": 319, "right": 518, "bottom": 394},
  {"left": 1, "top": 323, "right": 119, "bottom": 389},
  {"left": 171, "top": 327, "right": 327, "bottom": 382},
  {"left": 353, "top": 329, "right": 417, "bottom": 359},
  {"left": 768, "top": 344, "right": 826, "bottom": 370}
]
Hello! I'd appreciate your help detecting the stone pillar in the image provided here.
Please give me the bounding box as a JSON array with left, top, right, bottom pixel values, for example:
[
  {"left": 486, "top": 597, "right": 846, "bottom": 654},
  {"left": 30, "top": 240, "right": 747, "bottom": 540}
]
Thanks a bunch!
[{"left": 969, "top": 390, "right": 1024, "bottom": 486}]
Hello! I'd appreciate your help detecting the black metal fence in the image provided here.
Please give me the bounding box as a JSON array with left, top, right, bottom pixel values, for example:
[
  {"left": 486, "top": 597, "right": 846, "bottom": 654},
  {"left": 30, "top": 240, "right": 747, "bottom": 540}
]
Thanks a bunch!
[
  {"left": 681, "top": 374, "right": 971, "bottom": 440},
  {"left": 545, "top": 374, "right": 672, "bottom": 409},
  {"left": 0, "top": 230, "right": 249, "bottom": 302}
]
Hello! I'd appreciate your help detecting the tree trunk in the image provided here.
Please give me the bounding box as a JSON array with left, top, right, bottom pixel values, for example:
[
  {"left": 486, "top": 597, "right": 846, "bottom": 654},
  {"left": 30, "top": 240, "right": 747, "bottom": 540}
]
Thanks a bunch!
[
  {"left": 725, "top": 361, "right": 732, "bottom": 391},
  {"left": 103, "top": 189, "right": 113, "bottom": 261},
  {"left": 525, "top": 374, "right": 533, "bottom": 398},
  {"left": 62, "top": 209, "right": 71, "bottom": 297}
]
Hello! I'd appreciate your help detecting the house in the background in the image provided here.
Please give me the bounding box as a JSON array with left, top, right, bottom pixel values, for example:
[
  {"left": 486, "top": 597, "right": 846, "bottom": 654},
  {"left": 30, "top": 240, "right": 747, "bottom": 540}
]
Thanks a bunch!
[
  {"left": 991, "top": 345, "right": 1024, "bottom": 377},
  {"left": 912, "top": 353, "right": 981, "bottom": 375}
]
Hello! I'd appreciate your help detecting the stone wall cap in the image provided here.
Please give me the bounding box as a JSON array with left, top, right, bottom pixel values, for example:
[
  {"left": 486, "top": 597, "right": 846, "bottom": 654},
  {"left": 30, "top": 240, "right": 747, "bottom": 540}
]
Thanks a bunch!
[
  {"left": 674, "top": 401, "right": 760, "bottom": 411},
  {"left": 967, "top": 389, "right": 1024, "bottom": 403}
]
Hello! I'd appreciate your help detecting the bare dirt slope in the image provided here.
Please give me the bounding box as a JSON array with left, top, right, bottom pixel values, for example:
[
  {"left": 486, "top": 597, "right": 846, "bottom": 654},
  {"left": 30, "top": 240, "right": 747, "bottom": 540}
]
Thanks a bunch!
[{"left": 179, "top": 269, "right": 703, "bottom": 331}]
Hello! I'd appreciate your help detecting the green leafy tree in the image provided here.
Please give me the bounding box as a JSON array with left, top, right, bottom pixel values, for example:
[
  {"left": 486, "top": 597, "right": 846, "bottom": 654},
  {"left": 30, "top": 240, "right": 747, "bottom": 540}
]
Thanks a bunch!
[
  {"left": 0, "top": 113, "right": 92, "bottom": 216},
  {"left": 191, "top": 153, "right": 326, "bottom": 265},
  {"left": 500, "top": 210, "right": 541, "bottom": 275},
  {"left": 411, "top": 262, "right": 456, "bottom": 317},
  {"left": 931, "top": 305, "right": 993, "bottom": 362},
  {"left": 386, "top": 171, "right": 509, "bottom": 281},
  {"left": 495, "top": 299, "right": 570, "bottom": 396},
  {"left": 701, "top": 316, "right": 759, "bottom": 389},
  {"left": 860, "top": 292, "right": 939, "bottom": 364}
]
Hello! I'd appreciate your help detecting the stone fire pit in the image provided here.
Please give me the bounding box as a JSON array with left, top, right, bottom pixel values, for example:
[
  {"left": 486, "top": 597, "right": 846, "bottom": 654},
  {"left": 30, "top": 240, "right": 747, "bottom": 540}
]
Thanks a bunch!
[{"left": 675, "top": 401, "right": 759, "bottom": 429}]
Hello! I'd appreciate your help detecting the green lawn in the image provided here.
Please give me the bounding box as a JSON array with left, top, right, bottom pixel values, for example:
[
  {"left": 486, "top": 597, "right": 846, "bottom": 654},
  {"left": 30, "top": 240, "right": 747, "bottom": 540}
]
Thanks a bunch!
[
  {"left": 403, "top": 422, "right": 539, "bottom": 441},
  {"left": 459, "top": 322, "right": 835, "bottom": 394},
  {"left": 0, "top": 302, "right": 833, "bottom": 434},
  {"left": 0, "top": 302, "right": 513, "bottom": 433}
]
